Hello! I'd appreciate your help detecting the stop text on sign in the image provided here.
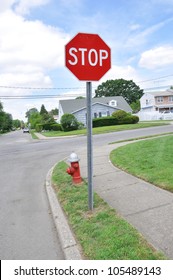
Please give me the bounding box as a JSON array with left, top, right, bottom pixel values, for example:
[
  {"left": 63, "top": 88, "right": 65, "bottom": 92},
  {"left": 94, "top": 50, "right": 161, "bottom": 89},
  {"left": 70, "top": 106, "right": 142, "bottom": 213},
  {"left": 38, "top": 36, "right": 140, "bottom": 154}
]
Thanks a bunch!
[
  {"left": 65, "top": 33, "right": 111, "bottom": 81},
  {"left": 68, "top": 48, "right": 109, "bottom": 66}
]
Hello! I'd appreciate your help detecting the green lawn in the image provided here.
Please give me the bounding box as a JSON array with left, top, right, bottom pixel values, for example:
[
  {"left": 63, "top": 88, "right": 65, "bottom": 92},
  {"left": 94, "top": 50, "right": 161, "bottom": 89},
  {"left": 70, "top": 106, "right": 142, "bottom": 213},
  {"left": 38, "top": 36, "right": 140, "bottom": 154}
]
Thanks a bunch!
[
  {"left": 52, "top": 161, "right": 165, "bottom": 260},
  {"left": 110, "top": 135, "right": 173, "bottom": 193},
  {"left": 41, "top": 121, "right": 169, "bottom": 137}
]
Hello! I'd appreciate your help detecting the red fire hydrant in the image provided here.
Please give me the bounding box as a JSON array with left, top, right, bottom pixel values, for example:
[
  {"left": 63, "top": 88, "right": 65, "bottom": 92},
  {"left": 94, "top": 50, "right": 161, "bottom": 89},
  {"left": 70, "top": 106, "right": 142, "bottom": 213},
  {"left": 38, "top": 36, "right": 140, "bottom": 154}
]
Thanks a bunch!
[{"left": 66, "top": 152, "right": 82, "bottom": 184}]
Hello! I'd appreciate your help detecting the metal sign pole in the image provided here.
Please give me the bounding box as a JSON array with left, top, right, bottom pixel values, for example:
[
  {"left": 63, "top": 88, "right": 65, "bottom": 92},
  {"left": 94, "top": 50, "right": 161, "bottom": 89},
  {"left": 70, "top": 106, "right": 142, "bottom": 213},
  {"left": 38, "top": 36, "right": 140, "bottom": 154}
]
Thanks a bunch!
[{"left": 86, "top": 81, "right": 93, "bottom": 211}]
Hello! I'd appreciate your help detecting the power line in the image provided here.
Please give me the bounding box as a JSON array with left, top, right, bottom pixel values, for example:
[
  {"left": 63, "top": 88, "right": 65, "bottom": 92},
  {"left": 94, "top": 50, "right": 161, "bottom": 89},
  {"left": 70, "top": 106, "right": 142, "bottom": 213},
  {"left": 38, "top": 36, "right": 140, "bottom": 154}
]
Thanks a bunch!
[
  {"left": 138, "top": 74, "right": 173, "bottom": 83},
  {"left": 0, "top": 93, "right": 87, "bottom": 99},
  {"left": 0, "top": 85, "right": 86, "bottom": 90},
  {"left": 0, "top": 74, "right": 173, "bottom": 91}
]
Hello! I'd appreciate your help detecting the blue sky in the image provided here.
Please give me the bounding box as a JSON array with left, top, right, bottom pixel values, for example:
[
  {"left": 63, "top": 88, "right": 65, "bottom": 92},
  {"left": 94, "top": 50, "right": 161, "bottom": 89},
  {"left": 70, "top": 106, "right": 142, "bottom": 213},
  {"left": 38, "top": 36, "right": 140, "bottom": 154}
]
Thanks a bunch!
[{"left": 1, "top": 0, "right": 173, "bottom": 120}]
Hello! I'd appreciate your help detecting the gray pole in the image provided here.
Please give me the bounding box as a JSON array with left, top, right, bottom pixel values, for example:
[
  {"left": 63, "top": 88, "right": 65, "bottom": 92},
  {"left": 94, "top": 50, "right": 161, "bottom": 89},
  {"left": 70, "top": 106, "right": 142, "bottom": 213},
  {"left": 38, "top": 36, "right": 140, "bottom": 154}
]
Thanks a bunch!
[{"left": 86, "top": 81, "right": 93, "bottom": 211}]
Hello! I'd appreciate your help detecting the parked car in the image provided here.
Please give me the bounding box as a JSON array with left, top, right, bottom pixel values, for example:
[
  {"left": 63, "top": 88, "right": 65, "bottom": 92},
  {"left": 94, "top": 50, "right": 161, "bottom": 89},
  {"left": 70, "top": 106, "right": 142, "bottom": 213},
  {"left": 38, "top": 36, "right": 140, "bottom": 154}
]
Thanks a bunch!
[{"left": 23, "top": 127, "right": 29, "bottom": 133}]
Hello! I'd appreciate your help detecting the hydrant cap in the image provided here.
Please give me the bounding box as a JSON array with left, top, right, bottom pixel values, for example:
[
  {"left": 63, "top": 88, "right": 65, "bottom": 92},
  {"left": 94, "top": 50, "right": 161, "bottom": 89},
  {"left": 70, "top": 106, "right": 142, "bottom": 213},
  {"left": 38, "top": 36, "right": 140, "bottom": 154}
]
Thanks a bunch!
[{"left": 68, "top": 152, "right": 80, "bottom": 163}]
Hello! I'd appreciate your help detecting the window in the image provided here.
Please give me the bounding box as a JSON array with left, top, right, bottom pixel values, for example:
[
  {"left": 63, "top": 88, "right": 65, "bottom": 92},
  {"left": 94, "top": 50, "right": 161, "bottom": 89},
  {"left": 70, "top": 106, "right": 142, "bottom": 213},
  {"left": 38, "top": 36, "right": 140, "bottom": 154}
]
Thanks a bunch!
[
  {"left": 156, "top": 96, "right": 163, "bottom": 103},
  {"left": 109, "top": 100, "right": 117, "bottom": 107},
  {"left": 169, "top": 96, "right": 173, "bottom": 102}
]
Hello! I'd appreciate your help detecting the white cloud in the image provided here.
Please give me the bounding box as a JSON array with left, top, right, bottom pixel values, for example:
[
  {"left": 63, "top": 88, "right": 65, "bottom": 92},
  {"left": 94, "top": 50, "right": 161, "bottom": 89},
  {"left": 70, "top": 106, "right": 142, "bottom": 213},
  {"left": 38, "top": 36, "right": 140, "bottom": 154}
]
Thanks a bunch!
[
  {"left": 0, "top": 0, "right": 50, "bottom": 15},
  {"left": 14, "top": 0, "right": 50, "bottom": 15},
  {"left": 126, "top": 17, "right": 173, "bottom": 48},
  {"left": 0, "top": 10, "right": 70, "bottom": 92},
  {"left": 139, "top": 45, "right": 173, "bottom": 69},
  {"left": 99, "top": 64, "right": 142, "bottom": 84}
]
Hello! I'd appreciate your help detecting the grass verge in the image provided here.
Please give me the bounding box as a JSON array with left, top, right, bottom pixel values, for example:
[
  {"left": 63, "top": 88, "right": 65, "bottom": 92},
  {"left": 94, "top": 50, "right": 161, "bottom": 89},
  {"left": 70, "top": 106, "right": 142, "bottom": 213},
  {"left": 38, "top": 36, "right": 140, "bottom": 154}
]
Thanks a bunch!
[
  {"left": 110, "top": 135, "right": 173, "bottom": 193},
  {"left": 52, "top": 161, "right": 165, "bottom": 260},
  {"left": 109, "top": 132, "right": 173, "bottom": 144},
  {"left": 42, "top": 121, "right": 169, "bottom": 137}
]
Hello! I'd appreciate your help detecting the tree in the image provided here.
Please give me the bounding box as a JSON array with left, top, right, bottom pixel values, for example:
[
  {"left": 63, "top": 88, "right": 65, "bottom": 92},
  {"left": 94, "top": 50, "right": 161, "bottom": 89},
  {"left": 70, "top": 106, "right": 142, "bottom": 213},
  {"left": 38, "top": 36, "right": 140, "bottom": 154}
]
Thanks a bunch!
[
  {"left": 49, "top": 108, "right": 59, "bottom": 116},
  {"left": 25, "top": 108, "right": 38, "bottom": 123},
  {"left": 40, "top": 104, "right": 48, "bottom": 116},
  {"left": 0, "top": 112, "right": 13, "bottom": 132},
  {"left": 29, "top": 112, "right": 42, "bottom": 129},
  {"left": 0, "top": 101, "right": 3, "bottom": 112},
  {"left": 76, "top": 96, "right": 85, "bottom": 99},
  {"left": 0, "top": 101, "right": 12, "bottom": 132},
  {"left": 12, "top": 119, "right": 21, "bottom": 129},
  {"left": 95, "top": 79, "right": 144, "bottom": 104},
  {"left": 60, "top": 114, "right": 78, "bottom": 131}
]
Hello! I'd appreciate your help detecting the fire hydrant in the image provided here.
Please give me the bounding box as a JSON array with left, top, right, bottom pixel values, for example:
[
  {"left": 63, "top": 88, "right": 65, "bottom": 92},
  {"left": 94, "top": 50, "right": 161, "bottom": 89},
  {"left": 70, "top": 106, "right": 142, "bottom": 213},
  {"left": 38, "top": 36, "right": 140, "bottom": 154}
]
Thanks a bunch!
[{"left": 66, "top": 152, "right": 82, "bottom": 184}]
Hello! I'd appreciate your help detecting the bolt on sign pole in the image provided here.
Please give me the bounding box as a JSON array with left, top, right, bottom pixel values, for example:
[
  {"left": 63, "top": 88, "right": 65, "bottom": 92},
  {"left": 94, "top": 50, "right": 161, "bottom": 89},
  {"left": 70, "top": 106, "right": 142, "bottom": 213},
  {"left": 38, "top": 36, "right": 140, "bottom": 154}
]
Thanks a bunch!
[{"left": 86, "top": 81, "right": 93, "bottom": 211}]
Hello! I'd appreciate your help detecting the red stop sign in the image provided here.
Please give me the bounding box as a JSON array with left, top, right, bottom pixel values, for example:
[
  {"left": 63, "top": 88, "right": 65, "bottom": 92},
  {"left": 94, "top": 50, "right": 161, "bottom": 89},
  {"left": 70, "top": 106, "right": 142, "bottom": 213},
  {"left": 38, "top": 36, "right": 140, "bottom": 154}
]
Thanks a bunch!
[{"left": 65, "top": 33, "right": 111, "bottom": 81}]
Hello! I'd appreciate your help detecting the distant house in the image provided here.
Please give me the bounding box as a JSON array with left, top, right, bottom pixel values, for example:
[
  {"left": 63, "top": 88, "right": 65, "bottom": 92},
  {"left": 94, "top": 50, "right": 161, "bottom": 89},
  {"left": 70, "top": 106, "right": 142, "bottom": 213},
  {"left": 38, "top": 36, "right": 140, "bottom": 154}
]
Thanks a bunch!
[
  {"left": 136, "top": 90, "right": 173, "bottom": 120},
  {"left": 140, "top": 90, "right": 173, "bottom": 113},
  {"left": 59, "top": 96, "right": 132, "bottom": 126}
]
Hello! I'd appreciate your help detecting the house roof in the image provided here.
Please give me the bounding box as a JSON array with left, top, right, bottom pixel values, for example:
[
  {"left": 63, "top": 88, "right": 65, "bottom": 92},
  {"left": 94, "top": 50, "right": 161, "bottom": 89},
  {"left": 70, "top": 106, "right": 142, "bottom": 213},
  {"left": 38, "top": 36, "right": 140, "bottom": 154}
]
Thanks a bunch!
[
  {"left": 59, "top": 96, "right": 132, "bottom": 114},
  {"left": 144, "top": 90, "right": 173, "bottom": 97}
]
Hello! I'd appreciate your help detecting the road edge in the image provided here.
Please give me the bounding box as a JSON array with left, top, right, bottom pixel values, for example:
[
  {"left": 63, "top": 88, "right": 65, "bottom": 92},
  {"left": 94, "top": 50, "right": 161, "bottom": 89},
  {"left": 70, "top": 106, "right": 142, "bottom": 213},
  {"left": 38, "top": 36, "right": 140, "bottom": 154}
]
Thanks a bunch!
[{"left": 45, "top": 166, "right": 83, "bottom": 260}]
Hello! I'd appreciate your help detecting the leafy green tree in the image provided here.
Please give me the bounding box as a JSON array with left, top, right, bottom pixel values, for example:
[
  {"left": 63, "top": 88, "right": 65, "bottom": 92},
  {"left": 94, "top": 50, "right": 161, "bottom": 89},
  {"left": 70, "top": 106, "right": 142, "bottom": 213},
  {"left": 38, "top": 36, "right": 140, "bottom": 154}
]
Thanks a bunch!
[
  {"left": 0, "top": 112, "right": 13, "bottom": 132},
  {"left": 60, "top": 114, "right": 78, "bottom": 132},
  {"left": 0, "top": 101, "right": 3, "bottom": 112},
  {"left": 40, "top": 104, "right": 48, "bottom": 116},
  {"left": 49, "top": 108, "right": 59, "bottom": 116},
  {"left": 29, "top": 112, "right": 43, "bottom": 129},
  {"left": 25, "top": 108, "right": 38, "bottom": 123},
  {"left": 95, "top": 79, "right": 144, "bottom": 104},
  {"left": 130, "top": 100, "right": 140, "bottom": 113},
  {"left": 0, "top": 101, "right": 12, "bottom": 132},
  {"left": 76, "top": 96, "right": 85, "bottom": 99},
  {"left": 40, "top": 104, "right": 55, "bottom": 124},
  {"left": 12, "top": 119, "right": 21, "bottom": 129}
]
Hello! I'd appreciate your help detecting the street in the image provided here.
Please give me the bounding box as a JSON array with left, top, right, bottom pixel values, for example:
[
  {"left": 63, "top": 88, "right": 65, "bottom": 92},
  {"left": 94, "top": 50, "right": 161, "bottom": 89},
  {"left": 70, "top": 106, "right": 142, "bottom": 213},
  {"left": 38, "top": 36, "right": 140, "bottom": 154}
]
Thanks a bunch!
[{"left": 0, "top": 124, "right": 173, "bottom": 259}]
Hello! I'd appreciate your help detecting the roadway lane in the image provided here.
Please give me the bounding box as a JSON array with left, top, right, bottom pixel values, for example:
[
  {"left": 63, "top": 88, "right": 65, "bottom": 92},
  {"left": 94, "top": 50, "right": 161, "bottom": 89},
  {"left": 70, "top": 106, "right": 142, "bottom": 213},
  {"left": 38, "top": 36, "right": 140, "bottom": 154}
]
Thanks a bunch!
[{"left": 0, "top": 131, "right": 68, "bottom": 259}]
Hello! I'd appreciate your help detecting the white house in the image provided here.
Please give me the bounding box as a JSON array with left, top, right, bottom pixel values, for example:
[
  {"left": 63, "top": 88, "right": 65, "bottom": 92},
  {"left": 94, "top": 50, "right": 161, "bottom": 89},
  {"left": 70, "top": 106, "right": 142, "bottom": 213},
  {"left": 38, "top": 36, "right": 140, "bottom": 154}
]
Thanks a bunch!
[
  {"left": 140, "top": 90, "right": 173, "bottom": 113},
  {"left": 138, "top": 90, "right": 173, "bottom": 120},
  {"left": 59, "top": 96, "right": 132, "bottom": 126}
]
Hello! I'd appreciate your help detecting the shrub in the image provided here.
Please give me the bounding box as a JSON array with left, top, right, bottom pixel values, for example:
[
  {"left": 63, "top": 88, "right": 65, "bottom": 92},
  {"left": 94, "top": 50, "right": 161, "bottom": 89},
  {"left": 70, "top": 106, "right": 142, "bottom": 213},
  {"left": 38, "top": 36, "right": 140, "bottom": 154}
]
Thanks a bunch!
[
  {"left": 35, "top": 124, "right": 43, "bottom": 132},
  {"left": 93, "top": 111, "right": 139, "bottom": 128},
  {"left": 60, "top": 114, "right": 79, "bottom": 131},
  {"left": 93, "top": 116, "right": 118, "bottom": 127},
  {"left": 131, "top": 115, "right": 139, "bottom": 124},
  {"left": 50, "top": 123, "right": 62, "bottom": 131},
  {"left": 112, "top": 110, "right": 128, "bottom": 120}
]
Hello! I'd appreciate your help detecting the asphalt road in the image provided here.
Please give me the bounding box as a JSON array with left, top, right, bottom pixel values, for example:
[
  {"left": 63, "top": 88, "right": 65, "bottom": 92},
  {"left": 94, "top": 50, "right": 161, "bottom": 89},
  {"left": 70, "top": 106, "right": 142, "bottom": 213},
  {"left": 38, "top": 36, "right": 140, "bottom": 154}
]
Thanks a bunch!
[{"left": 0, "top": 124, "right": 173, "bottom": 259}]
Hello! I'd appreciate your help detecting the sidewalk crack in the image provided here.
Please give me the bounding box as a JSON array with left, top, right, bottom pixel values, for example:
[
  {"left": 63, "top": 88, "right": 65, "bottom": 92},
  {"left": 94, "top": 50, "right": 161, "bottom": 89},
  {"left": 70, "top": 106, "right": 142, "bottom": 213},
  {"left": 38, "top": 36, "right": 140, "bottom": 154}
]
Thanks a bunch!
[{"left": 125, "top": 201, "right": 173, "bottom": 217}]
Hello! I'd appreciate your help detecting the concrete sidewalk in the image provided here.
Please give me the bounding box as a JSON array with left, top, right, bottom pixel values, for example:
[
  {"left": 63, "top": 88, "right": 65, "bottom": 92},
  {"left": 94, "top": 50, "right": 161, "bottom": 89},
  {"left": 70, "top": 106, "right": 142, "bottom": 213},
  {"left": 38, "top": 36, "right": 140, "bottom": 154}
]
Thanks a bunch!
[{"left": 79, "top": 143, "right": 173, "bottom": 259}]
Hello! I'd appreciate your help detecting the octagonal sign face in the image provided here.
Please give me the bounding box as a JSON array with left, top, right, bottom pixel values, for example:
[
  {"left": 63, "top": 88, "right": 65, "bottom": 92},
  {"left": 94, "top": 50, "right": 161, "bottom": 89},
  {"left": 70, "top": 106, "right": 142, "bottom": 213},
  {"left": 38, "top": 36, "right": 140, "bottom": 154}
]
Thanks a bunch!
[{"left": 65, "top": 33, "right": 111, "bottom": 81}]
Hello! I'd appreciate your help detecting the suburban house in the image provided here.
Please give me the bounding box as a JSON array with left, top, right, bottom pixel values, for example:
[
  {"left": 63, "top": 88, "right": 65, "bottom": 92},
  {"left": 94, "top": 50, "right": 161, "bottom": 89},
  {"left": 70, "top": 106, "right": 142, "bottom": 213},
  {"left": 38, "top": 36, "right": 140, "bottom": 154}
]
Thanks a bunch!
[
  {"left": 59, "top": 96, "right": 132, "bottom": 126},
  {"left": 140, "top": 90, "right": 173, "bottom": 113},
  {"left": 137, "top": 89, "right": 173, "bottom": 120}
]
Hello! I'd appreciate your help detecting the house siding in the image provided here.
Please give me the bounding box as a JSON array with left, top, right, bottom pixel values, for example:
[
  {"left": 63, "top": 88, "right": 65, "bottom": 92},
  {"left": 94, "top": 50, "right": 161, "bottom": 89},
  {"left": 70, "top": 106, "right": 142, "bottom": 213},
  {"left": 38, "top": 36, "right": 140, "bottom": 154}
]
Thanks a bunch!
[{"left": 74, "top": 103, "right": 119, "bottom": 126}]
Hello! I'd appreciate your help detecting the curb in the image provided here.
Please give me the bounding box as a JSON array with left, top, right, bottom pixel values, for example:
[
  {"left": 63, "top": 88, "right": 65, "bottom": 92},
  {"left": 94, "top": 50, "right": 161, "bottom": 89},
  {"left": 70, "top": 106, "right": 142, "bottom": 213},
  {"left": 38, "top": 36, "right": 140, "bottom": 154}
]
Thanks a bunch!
[{"left": 45, "top": 166, "right": 83, "bottom": 260}]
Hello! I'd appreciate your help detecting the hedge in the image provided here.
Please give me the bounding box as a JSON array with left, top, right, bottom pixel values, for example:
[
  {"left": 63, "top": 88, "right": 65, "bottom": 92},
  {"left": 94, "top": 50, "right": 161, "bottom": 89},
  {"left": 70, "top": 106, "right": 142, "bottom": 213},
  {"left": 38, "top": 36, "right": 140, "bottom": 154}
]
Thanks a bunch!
[
  {"left": 93, "top": 114, "right": 139, "bottom": 127},
  {"left": 93, "top": 116, "right": 118, "bottom": 127},
  {"left": 35, "top": 122, "right": 62, "bottom": 132}
]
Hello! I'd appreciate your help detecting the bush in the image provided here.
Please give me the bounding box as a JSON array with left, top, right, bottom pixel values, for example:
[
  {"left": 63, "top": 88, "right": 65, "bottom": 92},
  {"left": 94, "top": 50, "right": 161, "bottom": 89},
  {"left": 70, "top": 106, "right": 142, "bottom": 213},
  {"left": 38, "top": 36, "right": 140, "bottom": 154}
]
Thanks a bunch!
[
  {"left": 112, "top": 110, "right": 128, "bottom": 120},
  {"left": 50, "top": 123, "right": 62, "bottom": 131},
  {"left": 131, "top": 115, "right": 139, "bottom": 124},
  {"left": 93, "top": 111, "right": 139, "bottom": 128},
  {"left": 93, "top": 116, "right": 118, "bottom": 127},
  {"left": 60, "top": 114, "right": 79, "bottom": 132},
  {"left": 35, "top": 124, "right": 43, "bottom": 132}
]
